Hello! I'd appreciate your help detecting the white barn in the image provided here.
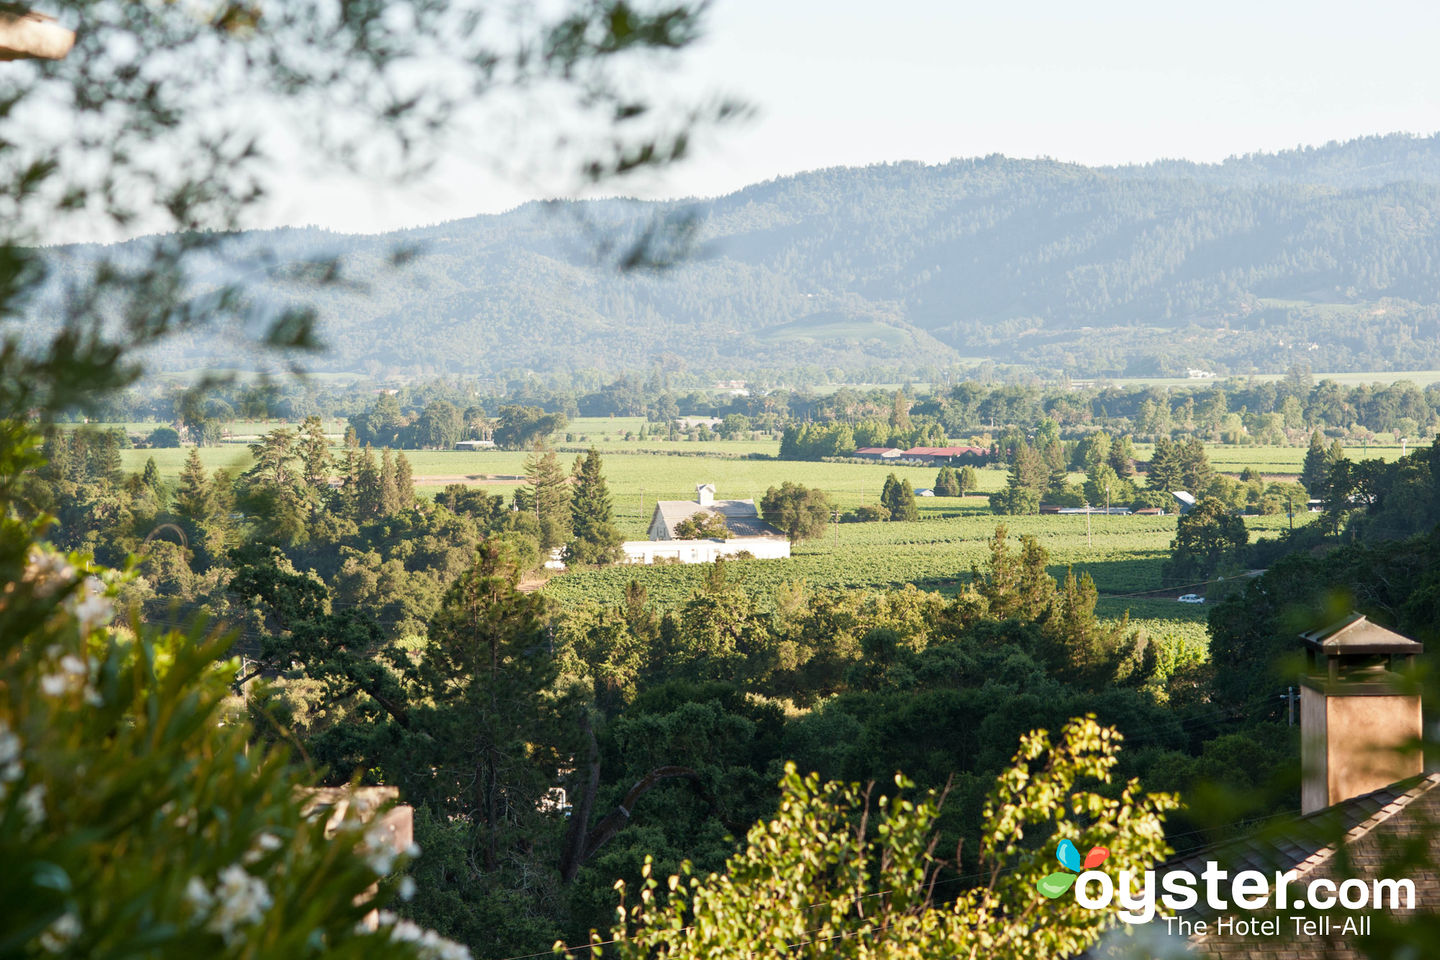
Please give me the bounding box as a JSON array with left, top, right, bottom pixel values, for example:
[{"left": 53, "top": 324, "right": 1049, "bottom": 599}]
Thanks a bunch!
[{"left": 621, "top": 483, "right": 791, "bottom": 564}]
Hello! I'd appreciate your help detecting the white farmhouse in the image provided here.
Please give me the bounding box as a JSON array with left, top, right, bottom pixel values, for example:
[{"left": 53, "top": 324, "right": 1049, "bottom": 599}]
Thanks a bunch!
[{"left": 622, "top": 483, "right": 791, "bottom": 564}]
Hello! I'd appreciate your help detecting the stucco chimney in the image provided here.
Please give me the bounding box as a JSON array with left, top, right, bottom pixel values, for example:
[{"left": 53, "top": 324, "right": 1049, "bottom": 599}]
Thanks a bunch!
[
  {"left": 696, "top": 483, "right": 715, "bottom": 507},
  {"left": 1299, "top": 614, "right": 1423, "bottom": 814}
]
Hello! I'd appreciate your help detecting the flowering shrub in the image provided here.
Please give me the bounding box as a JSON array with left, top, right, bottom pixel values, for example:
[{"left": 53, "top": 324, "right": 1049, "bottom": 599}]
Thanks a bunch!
[{"left": 0, "top": 506, "right": 468, "bottom": 959}]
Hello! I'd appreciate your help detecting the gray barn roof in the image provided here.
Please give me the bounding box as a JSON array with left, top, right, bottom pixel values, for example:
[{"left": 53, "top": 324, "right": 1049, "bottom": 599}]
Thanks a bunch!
[{"left": 650, "top": 499, "right": 784, "bottom": 539}]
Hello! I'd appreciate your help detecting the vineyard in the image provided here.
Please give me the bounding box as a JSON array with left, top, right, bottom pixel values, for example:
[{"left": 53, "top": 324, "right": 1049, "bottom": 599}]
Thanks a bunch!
[{"left": 112, "top": 427, "right": 1328, "bottom": 670}]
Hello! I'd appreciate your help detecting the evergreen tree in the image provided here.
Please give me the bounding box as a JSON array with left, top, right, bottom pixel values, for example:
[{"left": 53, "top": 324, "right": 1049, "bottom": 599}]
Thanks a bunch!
[
  {"left": 379, "top": 448, "right": 402, "bottom": 516},
  {"left": 566, "top": 448, "right": 623, "bottom": 564},
  {"left": 879, "top": 473, "right": 918, "bottom": 521},
  {"left": 354, "top": 446, "right": 382, "bottom": 519},
  {"left": 889, "top": 390, "right": 911, "bottom": 433},
  {"left": 989, "top": 444, "right": 1045, "bottom": 515},
  {"left": 240, "top": 428, "right": 307, "bottom": 543},
  {"left": 173, "top": 447, "right": 213, "bottom": 527},
  {"left": 87, "top": 430, "right": 123, "bottom": 487},
  {"left": 1301, "top": 436, "right": 1330, "bottom": 498},
  {"left": 525, "top": 444, "right": 572, "bottom": 550},
  {"left": 298, "top": 414, "right": 333, "bottom": 500},
  {"left": 403, "top": 542, "right": 562, "bottom": 874},
  {"left": 957, "top": 465, "right": 978, "bottom": 496},
  {"left": 1108, "top": 435, "right": 1137, "bottom": 479},
  {"left": 140, "top": 456, "right": 165, "bottom": 501},
  {"left": 933, "top": 466, "right": 960, "bottom": 497},
  {"left": 1146, "top": 436, "right": 1184, "bottom": 493},
  {"left": 1177, "top": 437, "right": 1214, "bottom": 492},
  {"left": 395, "top": 450, "right": 415, "bottom": 504}
]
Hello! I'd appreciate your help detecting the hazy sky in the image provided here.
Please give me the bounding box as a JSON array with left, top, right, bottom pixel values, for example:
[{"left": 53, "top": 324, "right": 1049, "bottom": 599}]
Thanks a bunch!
[{"left": 263, "top": 0, "right": 1440, "bottom": 233}]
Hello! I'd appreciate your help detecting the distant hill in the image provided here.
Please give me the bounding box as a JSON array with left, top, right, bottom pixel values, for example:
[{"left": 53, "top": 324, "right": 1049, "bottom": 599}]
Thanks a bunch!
[{"left": 43, "top": 132, "right": 1440, "bottom": 378}]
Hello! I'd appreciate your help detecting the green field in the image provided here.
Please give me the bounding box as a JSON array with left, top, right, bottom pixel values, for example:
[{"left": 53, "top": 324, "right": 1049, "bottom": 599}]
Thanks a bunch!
[{"left": 116, "top": 428, "right": 1323, "bottom": 664}]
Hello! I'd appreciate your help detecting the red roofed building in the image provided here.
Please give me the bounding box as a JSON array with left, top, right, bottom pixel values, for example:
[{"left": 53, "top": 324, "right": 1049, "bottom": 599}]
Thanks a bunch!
[{"left": 899, "top": 445, "right": 991, "bottom": 464}]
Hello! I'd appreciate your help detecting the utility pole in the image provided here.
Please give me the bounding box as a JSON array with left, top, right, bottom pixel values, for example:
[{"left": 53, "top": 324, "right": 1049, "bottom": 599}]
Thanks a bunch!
[
  {"left": 1085, "top": 502, "right": 1092, "bottom": 547},
  {"left": 1285, "top": 686, "right": 1297, "bottom": 726}
]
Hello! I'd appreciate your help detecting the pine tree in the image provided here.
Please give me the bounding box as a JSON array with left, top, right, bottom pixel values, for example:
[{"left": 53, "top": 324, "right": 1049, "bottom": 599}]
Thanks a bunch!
[
  {"left": 1299, "top": 431, "right": 1328, "bottom": 496},
  {"left": 1108, "top": 435, "right": 1137, "bottom": 479},
  {"left": 379, "top": 447, "right": 401, "bottom": 516},
  {"left": 174, "top": 447, "right": 213, "bottom": 526},
  {"left": 934, "top": 466, "right": 960, "bottom": 497},
  {"left": 566, "top": 448, "right": 623, "bottom": 564},
  {"left": 989, "top": 444, "right": 1045, "bottom": 515},
  {"left": 140, "top": 456, "right": 165, "bottom": 501},
  {"left": 525, "top": 444, "right": 572, "bottom": 550},
  {"left": 395, "top": 450, "right": 415, "bottom": 504},
  {"left": 88, "top": 430, "right": 123, "bottom": 487},
  {"left": 1177, "top": 437, "right": 1214, "bottom": 493},
  {"left": 409, "top": 542, "right": 560, "bottom": 873},
  {"left": 1146, "top": 437, "right": 1184, "bottom": 493},
  {"left": 297, "top": 415, "right": 333, "bottom": 499},
  {"left": 880, "top": 478, "right": 918, "bottom": 521},
  {"left": 889, "top": 390, "right": 911, "bottom": 434},
  {"left": 354, "top": 446, "right": 382, "bottom": 518}
]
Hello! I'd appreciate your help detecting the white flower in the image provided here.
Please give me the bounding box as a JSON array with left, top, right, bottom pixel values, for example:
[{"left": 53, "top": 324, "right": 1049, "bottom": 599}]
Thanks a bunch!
[
  {"left": 242, "top": 832, "right": 283, "bottom": 864},
  {"left": 384, "top": 918, "right": 472, "bottom": 960},
  {"left": 370, "top": 911, "right": 470, "bottom": 960},
  {"left": 398, "top": 875, "right": 416, "bottom": 901},
  {"left": 59, "top": 655, "right": 86, "bottom": 676},
  {"left": 362, "top": 823, "right": 398, "bottom": 875},
  {"left": 20, "top": 783, "right": 46, "bottom": 826},
  {"left": 68, "top": 577, "right": 113, "bottom": 634},
  {"left": 25, "top": 549, "right": 75, "bottom": 598},
  {"left": 37, "top": 912, "right": 80, "bottom": 953},
  {"left": 205, "top": 865, "right": 272, "bottom": 946},
  {"left": 184, "top": 876, "right": 214, "bottom": 915},
  {"left": 0, "top": 725, "right": 20, "bottom": 767},
  {"left": 40, "top": 673, "right": 71, "bottom": 697}
]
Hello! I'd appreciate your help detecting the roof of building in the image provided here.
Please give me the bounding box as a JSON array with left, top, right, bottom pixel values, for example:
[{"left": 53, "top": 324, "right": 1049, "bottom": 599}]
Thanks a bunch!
[
  {"left": 901, "top": 445, "right": 989, "bottom": 457},
  {"left": 1155, "top": 774, "right": 1440, "bottom": 959},
  {"left": 1299, "top": 613, "right": 1425, "bottom": 655},
  {"left": 1166, "top": 775, "right": 1439, "bottom": 885},
  {"left": 853, "top": 447, "right": 902, "bottom": 455},
  {"left": 651, "top": 499, "right": 783, "bottom": 538}
]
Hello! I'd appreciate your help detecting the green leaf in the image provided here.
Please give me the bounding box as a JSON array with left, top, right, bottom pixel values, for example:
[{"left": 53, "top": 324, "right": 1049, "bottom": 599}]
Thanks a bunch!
[{"left": 1036, "top": 871, "right": 1077, "bottom": 899}]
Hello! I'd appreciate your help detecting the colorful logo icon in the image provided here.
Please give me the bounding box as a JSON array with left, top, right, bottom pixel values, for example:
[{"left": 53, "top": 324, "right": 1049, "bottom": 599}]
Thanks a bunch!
[{"left": 1036, "top": 839, "right": 1110, "bottom": 898}]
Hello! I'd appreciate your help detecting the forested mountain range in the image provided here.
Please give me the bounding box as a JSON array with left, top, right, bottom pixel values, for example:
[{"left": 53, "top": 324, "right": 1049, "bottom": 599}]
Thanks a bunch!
[{"left": 42, "top": 133, "right": 1440, "bottom": 379}]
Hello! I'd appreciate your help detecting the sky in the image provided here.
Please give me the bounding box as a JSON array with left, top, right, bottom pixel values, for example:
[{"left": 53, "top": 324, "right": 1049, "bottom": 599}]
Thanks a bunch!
[{"left": 261, "top": 0, "right": 1440, "bottom": 234}]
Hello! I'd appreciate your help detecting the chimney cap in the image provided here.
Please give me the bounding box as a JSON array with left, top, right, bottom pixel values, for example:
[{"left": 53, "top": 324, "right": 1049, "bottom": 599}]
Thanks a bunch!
[{"left": 1300, "top": 613, "right": 1424, "bottom": 656}]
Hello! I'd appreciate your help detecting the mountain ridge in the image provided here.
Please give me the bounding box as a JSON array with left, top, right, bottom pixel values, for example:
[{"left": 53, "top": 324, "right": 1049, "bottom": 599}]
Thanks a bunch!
[{"left": 42, "top": 132, "right": 1440, "bottom": 379}]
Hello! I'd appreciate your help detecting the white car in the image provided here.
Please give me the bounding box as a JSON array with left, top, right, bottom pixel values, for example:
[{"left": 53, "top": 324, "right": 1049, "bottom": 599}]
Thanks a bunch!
[{"left": 1177, "top": 593, "right": 1205, "bottom": 604}]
